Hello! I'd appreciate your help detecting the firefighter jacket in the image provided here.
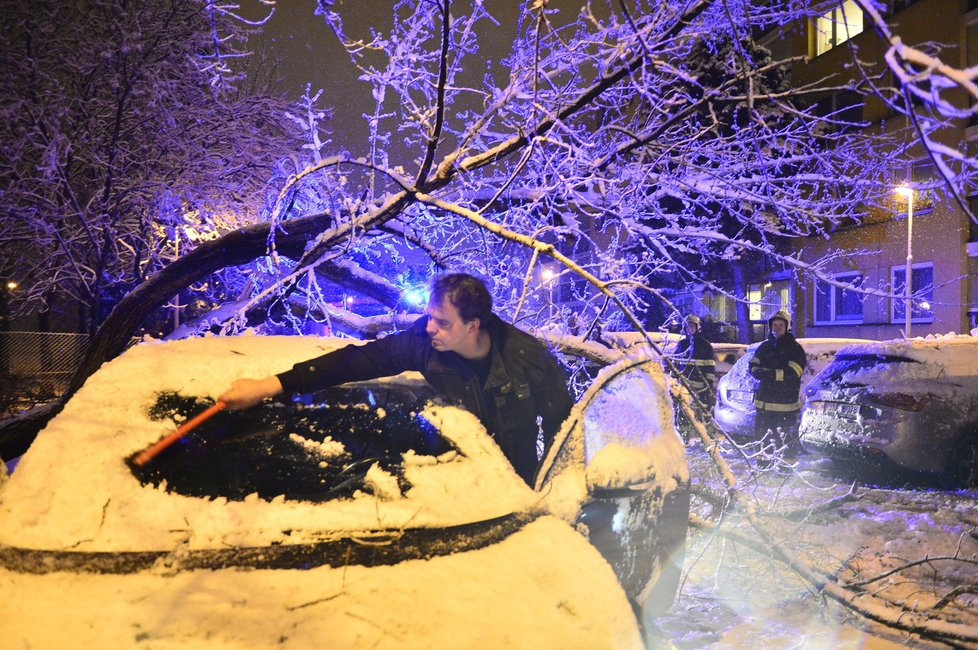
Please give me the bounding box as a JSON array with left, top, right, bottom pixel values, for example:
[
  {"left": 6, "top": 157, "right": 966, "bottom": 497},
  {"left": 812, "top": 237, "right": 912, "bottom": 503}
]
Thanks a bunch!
[
  {"left": 749, "top": 332, "right": 806, "bottom": 413},
  {"left": 276, "top": 314, "right": 574, "bottom": 485},
  {"left": 674, "top": 333, "right": 716, "bottom": 406}
]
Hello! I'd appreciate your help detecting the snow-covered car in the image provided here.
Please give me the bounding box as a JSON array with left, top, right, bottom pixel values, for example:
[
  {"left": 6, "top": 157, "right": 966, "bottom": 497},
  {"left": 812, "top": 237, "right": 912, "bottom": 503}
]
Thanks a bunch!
[
  {"left": 799, "top": 335, "right": 978, "bottom": 485},
  {"left": 713, "top": 338, "right": 869, "bottom": 438},
  {"left": 0, "top": 335, "right": 689, "bottom": 649}
]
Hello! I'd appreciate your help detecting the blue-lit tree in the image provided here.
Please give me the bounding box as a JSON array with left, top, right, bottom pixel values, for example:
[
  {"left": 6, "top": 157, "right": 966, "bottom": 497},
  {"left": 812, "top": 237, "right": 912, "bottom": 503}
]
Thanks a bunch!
[
  {"left": 29, "top": 0, "right": 928, "bottom": 395},
  {"left": 0, "top": 0, "right": 299, "bottom": 336},
  {"left": 191, "top": 0, "right": 910, "bottom": 355}
]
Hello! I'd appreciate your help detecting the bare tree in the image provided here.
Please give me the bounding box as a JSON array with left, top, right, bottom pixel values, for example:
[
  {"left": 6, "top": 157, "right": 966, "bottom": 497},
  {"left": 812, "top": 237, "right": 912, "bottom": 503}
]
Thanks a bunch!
[
  {"left": 1, "top": 0, "right": 921, "bottom": 440},
  {"left": 0, "top": 0, "right": 299, "bottom": 335}
]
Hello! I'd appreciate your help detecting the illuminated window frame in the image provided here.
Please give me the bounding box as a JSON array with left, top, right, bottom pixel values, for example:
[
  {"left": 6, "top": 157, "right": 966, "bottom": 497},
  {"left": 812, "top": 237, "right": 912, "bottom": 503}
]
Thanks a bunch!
[{"left": 814, "top": 1, "right": 864, "bottom": 56}]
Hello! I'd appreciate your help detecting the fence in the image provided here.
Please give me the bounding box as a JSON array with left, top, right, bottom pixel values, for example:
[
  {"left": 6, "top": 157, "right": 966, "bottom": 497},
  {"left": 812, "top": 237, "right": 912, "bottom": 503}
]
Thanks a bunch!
[{"left": 0, "top": 331, "right": 89, "bottom": 418}]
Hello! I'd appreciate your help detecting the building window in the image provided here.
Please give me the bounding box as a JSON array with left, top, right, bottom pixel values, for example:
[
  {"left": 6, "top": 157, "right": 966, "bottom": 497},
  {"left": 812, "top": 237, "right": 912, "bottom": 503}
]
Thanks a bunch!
[
  {"left": 748, "top": 279, "right": 791, "bottom": 321},
  {"left": 814, "top": 272, "right": 864, "bottom": 324},
  {"left": 814, "top": 1, "right": 864, "bottom": 56},
  {"left": 891, "top": 263, "right": 935, "bottom": 323},
  {"left": 906, "top": 158, "right": 937, "bottom": 214}
]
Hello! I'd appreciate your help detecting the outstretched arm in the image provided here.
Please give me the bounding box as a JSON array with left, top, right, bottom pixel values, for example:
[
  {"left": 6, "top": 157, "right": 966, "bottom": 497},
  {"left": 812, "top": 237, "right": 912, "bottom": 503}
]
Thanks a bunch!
[{"left": 218, "top": 376, "right": 284, "bottom": 410}]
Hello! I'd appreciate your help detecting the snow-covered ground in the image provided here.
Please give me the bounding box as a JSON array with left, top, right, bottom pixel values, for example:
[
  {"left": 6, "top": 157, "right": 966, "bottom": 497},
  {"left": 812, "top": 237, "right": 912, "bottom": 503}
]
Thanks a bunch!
[{"left": 654, "top": 441, "right": 978, "bottom": 649}]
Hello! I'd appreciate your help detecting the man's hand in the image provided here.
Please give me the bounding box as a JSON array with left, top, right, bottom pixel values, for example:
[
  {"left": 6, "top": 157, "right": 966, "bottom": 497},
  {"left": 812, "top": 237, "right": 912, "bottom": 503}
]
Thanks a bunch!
[{"left": 218, "top": 376, "right": 284, "bottom": 410}]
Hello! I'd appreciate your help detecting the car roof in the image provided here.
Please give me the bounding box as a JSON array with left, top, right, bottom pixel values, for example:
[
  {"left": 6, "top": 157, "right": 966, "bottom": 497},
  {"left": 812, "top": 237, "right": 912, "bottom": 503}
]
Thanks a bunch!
[
  {"left": 832, "top": 334, "right": 978, "bottom": 370},
  {"left": 742, "top": 337, "right": 870, "bottom": 356}
]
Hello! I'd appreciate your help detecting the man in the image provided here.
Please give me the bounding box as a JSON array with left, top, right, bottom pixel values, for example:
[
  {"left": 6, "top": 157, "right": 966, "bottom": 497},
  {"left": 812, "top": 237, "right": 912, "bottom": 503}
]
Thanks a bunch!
[
  {"left": 749, "top": 309, "right": 807, "bottom": 455},
  {"left": 674, "top": 314, "right": 716, "bottom": 411},
  {"left": 220, "top": 273, "right": 574, "bottom": 485}
]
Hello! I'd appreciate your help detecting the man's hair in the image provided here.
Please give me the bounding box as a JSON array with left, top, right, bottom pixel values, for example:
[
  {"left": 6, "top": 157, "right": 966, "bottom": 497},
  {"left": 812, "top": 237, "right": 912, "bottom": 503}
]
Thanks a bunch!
[{"left": 429, "top": 273, "right": 492, "bottom": 327}]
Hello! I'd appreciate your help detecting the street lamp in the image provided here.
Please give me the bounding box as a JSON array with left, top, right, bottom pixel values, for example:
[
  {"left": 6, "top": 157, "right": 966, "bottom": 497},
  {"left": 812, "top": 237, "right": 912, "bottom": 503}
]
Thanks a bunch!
[{"left": 895, "top": 186, "right": 915, "bottom": 337}]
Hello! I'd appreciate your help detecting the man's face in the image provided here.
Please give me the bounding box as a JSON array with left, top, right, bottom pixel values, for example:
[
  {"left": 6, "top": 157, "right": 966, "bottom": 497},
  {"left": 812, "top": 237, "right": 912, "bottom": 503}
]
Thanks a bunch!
[
  {"left": 770, "top": 318, "right": 788, "bottom": 338},
  {"left": 687, "top": 322, "right": 699, "bottom": 336},
  {"left": 425, "top": 296, "right": 479, "bottom": 353}
]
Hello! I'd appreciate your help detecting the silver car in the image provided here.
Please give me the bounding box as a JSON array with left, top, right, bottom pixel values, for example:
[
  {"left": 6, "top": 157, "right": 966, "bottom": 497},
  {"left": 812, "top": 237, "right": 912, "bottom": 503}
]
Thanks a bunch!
[
  {"left": 799, "top": 336, "right": 978, "bottom": 486},
  {"left": 713, "top": 338, "right": 868, "bottom": 438}
]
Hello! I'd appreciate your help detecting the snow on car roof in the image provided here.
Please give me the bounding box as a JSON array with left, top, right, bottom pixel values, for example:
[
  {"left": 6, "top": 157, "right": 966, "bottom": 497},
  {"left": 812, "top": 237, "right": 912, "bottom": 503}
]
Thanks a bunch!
[
  {"left": 741, "top": 337, "right": 871, "bottom": 355},
  {"left": 0, "top": 335, "right": 538, "bottom": 552},
  {"left": 833, "top": 333, "right": 978, "bottom": 364},
  {"left": 1, "top": 334, "right": 652, "bottom": 649},
  {"left": 825, "top": 334, "right": 978, "bottom": 384}
]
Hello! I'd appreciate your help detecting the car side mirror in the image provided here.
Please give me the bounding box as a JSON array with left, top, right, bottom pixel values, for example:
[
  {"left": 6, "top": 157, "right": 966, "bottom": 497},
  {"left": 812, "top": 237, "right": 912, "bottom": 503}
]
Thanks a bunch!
[{"left": 584, "top": 443, "right": 658, "bottom": 499}]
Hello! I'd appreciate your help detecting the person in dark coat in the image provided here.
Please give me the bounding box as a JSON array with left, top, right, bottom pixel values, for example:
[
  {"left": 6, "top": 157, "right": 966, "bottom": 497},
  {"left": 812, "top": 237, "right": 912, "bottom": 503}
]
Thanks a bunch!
[
  {"left": 219, "top": 273, "right": 574, "bottom": 485},
  {"left": 749, "top": 309, "right": 807, "bottom": 454},
  {"left": 674, "top": 314, "right": 716, "bottom": 411}
]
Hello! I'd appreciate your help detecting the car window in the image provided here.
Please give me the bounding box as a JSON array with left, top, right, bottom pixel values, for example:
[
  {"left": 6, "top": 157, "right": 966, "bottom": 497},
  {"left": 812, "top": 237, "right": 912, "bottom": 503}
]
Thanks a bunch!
[
  {"left": 582, "top": 365, "right": 673, "bottom": 465},
  {"left": 809, "top": 354, "right": 920, "bottom": 389},
  {"left": 134, "top": 386, "right": 456, "bottom": 502}
]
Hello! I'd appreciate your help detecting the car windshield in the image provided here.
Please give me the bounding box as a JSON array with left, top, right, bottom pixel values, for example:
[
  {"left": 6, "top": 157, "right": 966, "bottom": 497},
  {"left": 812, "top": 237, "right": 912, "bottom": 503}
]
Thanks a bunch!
[
  {"left": 132, "top": 385, "right": 456, "bottom": 502},
  {"left": 810, "top": 354, "right": 920, "bottom": 389}
]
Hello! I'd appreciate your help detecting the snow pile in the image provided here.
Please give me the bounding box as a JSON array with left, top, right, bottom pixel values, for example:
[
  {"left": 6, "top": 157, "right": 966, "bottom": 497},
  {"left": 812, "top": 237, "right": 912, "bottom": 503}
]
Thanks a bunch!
[
  {"left": 660, "top": 446, "right": 978, "bottom": 649},
  {"left": 289, "top": 432, "right": 346, "bottom": 459}
]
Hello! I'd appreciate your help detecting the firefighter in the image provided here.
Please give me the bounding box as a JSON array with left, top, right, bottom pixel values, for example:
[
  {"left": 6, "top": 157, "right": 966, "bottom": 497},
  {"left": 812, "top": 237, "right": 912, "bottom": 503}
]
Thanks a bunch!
[
  {"left": 675, "top": 314, "right": 716, "bottom": 411},
  {"left": 749, "top": 309, "right": 807, "bottom": 455}
]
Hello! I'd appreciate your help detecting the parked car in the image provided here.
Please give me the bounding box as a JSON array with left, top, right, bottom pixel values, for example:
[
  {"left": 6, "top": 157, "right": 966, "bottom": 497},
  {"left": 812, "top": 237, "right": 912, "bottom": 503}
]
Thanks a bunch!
[
  {"left": 713, "top": 338, "right": 868, "bottom": 438},
  {"left": 0, "top": 335, "right": 689, "bottom": 648},
  {"left": 799, "top": 335, "right": 978, "bottom": 486}
]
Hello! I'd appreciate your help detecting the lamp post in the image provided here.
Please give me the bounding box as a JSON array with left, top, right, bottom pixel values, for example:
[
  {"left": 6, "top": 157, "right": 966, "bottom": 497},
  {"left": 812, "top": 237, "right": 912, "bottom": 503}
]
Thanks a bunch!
[{"left": 895, "top": 186, "right": 915, "bottom": 337}]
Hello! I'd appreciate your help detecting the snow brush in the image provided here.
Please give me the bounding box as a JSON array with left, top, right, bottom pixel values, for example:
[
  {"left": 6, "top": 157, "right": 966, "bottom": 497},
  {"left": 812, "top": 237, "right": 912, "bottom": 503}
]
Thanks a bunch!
[{"left": 131, "top": 400, "right": 227, "bottom": 467}]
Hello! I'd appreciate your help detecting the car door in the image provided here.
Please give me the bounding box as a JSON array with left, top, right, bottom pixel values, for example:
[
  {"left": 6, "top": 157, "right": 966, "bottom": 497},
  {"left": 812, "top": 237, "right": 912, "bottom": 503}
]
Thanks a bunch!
[{"left": 536, "top": 357, "right": 691, "bottom": 615}]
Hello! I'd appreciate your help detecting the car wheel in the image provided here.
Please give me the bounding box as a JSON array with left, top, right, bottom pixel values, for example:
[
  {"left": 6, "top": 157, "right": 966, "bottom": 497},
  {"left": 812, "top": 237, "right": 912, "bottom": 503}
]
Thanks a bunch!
[
  {"left": 948, "top": 433, "right": 978, "bottom": 489},
  {"left": 640, "top": 487, "right": 690, "bottom": 618}
]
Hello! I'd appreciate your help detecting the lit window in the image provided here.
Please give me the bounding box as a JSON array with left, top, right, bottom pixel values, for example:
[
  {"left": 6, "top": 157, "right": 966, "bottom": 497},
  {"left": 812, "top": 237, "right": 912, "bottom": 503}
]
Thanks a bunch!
[
  {"left": 891, "top": 263, "right": 934, "bottom": 322},
  {"left": 904, "top": 158, "right": 936, "bottom": 214},
  {"left": 748, "top": 280, "right": 790, "bottom": 321},
  {"left": 814, "top": 272, "right": 864, "bottom": 324},
  {"left": 815, "top": 1, "right": 864, "bottom": 56}
]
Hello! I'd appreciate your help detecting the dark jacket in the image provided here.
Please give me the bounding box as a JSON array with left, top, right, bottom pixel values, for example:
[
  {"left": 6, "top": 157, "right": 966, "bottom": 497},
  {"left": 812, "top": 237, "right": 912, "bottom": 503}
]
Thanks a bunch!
[
  {"left": 749, "top": 332, "right": 806, "bottom": 412},
  {"left": 276, "top": 314, "right": 574, "bottom": 485},
  {"left": 674, "top": 333, "right": 716, "bottom": 405}
]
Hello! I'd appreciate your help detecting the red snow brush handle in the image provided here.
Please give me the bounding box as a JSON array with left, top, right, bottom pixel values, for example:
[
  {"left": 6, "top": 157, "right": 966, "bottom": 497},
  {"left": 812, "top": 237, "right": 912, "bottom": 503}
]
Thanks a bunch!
[{"left": 132, "top": 401, "right": 227, "bottom": 467}]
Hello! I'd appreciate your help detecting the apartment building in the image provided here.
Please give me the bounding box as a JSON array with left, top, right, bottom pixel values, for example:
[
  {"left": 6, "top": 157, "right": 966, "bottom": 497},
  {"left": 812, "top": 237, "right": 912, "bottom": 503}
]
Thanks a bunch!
[{"left": 774, "top": 0, "right": 977, "bottom": 340}]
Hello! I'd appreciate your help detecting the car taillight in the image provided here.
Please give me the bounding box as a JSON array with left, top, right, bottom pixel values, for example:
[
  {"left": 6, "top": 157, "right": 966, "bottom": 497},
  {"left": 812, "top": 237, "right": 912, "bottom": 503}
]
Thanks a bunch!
[{"left": 866, "top": 392, "right": 931, "bottom": 412}]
